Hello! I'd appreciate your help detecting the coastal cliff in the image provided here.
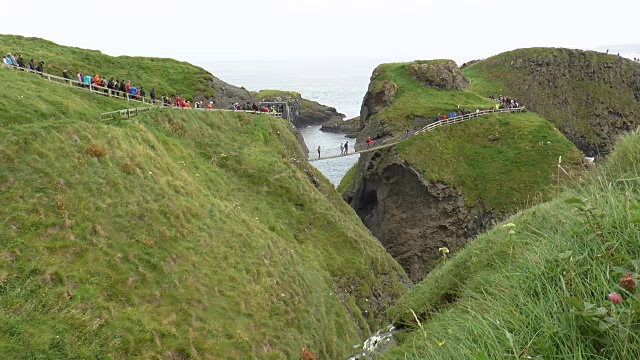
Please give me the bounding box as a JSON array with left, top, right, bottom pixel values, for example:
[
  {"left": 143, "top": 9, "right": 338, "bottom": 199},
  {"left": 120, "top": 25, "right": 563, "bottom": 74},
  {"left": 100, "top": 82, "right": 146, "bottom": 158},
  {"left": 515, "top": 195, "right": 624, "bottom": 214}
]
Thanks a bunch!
[
  {"left": 464, "top": 48, "right": 640, "bottom": 156},
  {"left": 342, "top": 57, "right": 583, "bottom": 281}
]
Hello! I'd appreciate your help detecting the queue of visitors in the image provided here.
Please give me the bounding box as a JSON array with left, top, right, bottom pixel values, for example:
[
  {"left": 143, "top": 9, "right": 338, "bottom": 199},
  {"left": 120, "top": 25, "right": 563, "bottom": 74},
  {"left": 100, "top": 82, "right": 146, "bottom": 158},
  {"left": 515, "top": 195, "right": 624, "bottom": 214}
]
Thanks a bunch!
[
  {"left": 4, "top": 51, "right": 283, "bottom": 115},
  {"left": 488, "top": 95, "right": 522, "bottom": 109}
]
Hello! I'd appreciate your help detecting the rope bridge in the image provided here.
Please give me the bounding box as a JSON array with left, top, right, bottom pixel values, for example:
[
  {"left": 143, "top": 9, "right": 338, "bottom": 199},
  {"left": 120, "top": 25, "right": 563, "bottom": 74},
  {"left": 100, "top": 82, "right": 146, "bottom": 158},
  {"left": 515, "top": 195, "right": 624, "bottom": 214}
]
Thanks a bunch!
[{"left": 309, "top": 108, "right": 525, "bottom": 162}]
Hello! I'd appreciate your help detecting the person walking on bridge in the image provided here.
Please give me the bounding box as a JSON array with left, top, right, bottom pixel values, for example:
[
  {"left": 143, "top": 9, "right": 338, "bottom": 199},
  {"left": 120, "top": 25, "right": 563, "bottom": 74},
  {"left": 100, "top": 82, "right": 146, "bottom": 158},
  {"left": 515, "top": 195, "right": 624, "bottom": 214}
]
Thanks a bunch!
[
  {"left": 344, "top": 141, "right": 349, "bottom": 154},
  {"left": 340, "top": 143, "right": 344, "bottom": 155},
  {"left": 317, "top": 146, "right": 321, "bottom": 159}
]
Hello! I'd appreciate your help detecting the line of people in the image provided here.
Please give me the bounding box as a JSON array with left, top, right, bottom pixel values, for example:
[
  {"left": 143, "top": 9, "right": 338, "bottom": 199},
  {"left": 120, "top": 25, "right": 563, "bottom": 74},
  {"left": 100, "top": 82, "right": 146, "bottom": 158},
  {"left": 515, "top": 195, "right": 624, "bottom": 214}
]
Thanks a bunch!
[
  {"left": 3, "top": 52, "right": 44, "bottom": 72},
  {"left": 4, "top": 50, "right": 287, "bottom": 117}
]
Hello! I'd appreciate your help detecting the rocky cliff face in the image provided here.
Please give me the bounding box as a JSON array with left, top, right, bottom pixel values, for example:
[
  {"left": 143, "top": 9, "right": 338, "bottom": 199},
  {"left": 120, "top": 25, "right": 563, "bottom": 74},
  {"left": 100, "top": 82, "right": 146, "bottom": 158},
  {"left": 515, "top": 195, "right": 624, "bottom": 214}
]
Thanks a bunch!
[
  {"left": 344, "top": 149, "right": 497, "bottom": 282},
  {"left": 469, "top": 48, "right": 640, "bottom": 156}
]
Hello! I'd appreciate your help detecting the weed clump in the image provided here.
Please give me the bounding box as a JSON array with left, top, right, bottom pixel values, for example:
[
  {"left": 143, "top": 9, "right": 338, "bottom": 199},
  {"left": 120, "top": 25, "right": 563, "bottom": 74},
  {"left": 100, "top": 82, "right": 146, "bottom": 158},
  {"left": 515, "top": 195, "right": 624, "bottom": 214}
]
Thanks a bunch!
[
  {"left": 86, "top": 143, "right": 107, "bottom": 158},
  {"left": 121, "top": 162, "right": 137, "bottom": 175}
]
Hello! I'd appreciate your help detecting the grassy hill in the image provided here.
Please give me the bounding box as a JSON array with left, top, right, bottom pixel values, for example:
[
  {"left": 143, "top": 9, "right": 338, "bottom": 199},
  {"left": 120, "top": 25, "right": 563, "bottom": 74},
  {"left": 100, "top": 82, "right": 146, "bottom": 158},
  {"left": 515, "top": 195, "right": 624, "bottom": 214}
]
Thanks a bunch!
[
  {"left": 0, "top": 67, "right": 133, "bottom": 126},
  {"left": 0, "top": 63, "right": 408, "bottom": 358},
  {"left": 396, "top": 111, "right": 583, "bottom": 211},
  {"left": 463, "top": 48, "right": 640, "bottom": 155},
  {"left": 342, "top": 59, "right": 583, "bottom": 212},
  {"left": 383, "top": 128, "right": 640, "bottom": 359},
  {"left": 363, "top": 61, "right": 495, "bottom": 132},
  {"left": 0, "top": 34, "right": 250, "bottom": 105}
]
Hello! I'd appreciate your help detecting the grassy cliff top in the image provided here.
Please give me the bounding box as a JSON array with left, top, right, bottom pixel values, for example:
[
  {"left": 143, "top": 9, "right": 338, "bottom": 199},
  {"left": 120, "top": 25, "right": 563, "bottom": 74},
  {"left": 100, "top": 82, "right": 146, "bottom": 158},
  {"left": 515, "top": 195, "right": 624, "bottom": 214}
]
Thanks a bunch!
[
  {"left": 0, "top": 34, "right": 214, "bottom": 100},
  {"left": 383, "top": 128, "right": 640, "bottom": 359},
  {"left": 367, "top": 61, "right": 494, "bottom": 130},
  {"left": 0, "top": 65, "right": 407, "bottom": 358},
  {"left": 252, "top": 89, "right": 302, "bottom": 100},
  {"left": 463, "top": 47, "right": 640, "bottom": 149},
  {"left": 396, "top": 111, "right": 584, "bottom": 211}
]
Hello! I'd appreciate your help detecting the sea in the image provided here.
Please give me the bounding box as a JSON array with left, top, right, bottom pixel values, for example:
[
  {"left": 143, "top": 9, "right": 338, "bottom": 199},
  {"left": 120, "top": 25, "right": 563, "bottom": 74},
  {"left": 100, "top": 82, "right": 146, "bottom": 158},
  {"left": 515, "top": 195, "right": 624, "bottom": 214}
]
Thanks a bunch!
[{"left": 201, "top": 59, "right": 383, "bottom": 186}]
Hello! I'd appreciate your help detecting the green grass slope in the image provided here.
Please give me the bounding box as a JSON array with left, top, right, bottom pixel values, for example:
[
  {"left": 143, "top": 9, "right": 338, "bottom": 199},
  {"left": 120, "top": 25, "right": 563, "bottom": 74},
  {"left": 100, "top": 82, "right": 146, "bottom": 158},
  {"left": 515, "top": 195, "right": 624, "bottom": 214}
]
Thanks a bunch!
[
  {"left": 0, "top": 79, "right": 408, "bottom": 358},
  {"left": 0, "top": 34, "right": 214, "bottom": 99},
  {"left": 384, "top": 130, "right": 640, "bottom": 359},
  {"left": 463, "top": 48, "right": 640, "bottom": 154},
  {"left": 0, "top": 67, "right": 133, "bottom": 126},
  {"left": 366, "top": 62, "right": 494, "bottom": 131},
  {"left": 396, "top": 112, "right": 583, "bottom": 211}
]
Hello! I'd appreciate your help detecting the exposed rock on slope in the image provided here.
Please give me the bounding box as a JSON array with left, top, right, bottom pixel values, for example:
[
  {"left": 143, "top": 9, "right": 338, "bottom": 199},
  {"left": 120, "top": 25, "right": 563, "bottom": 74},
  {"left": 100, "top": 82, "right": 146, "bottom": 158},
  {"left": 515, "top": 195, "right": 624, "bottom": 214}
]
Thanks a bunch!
[
  {"left": 320, "top": 116, "right": 363, "bottom": 134},
  {"left": 406, "top": 60, "right": 469, "bottom": 90},
  {"left": 465, "top": 48, "right": 640, "bottom": 156},
  {"left": 344, "top": 149, "right": 496, "bottom": 282}
]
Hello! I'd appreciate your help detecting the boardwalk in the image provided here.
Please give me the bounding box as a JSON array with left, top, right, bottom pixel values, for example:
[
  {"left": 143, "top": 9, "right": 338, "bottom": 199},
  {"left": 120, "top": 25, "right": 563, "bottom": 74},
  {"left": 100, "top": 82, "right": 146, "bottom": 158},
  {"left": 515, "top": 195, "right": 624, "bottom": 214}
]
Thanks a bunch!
[{"left": 309, "top": 108, "right": 524, "bottom": 162}]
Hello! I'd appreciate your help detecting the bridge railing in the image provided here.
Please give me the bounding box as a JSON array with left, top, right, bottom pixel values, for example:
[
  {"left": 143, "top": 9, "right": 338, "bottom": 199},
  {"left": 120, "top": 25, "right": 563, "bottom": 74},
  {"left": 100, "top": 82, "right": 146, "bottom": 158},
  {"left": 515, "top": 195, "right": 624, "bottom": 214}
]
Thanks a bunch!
[{"left": 314, "top": 107, "right": 525, "bottom": 160}]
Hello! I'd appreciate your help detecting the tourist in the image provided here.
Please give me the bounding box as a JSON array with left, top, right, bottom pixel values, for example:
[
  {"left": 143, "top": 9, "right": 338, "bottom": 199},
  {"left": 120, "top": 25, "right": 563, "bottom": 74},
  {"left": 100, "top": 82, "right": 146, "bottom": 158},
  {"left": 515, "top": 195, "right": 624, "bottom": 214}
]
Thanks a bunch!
[
  {"left": 317, "top": 146, "right": 321, "bottom": 159},
  {"left": 1, "top": 56, "right": 9, "bottom": 68},
  {"left": 36, "top": 61, "right": 44, "bottom": 73},
  {"left": 150, "top": 88, "right": 156, "bottom": 104},
  {"left": 125, "top": 80, "right": 131, "bottom": 94},
  {"left": 77, "top": 72, "right": 83, "bottom": 87},
  {"left": 5, "top": 53, "right": 14, "bottom": 66},
  {"left": 63, "top": 68, "right": 71, "bottom": 84},
  {"left": 140, "top": 87, "right": 146, "bottom": 99},
  {"left": 366, "top": 137, "right": 373, "bottom": 148},
  {"left": 28, "top": 58, "right": 34, "bottom": 71},
  {"left": 405, "top": 129, "right": 409, "bottom": 139},
  {"left": 10, "top": 53, "right": 17, "bottom": 67},
  {"left": 84, "top": 73, "right": 92, "bottom": 88},
  {"left": 93, "top": 74, "right": 100, "bottom": 86},
  {"left": 252, "top": 103, "right": 259, "bottom": 111},
  {"left": 119, "top": 80, "right": 126, "bottom": 96},
  {"left": 207, "top": 101, "right": 213, "bottom": 109},
  {"left": 344, "top": 141, "right": 349, "bottom": 154},
  {"left": 340, "top": 143, "right": 344, "bottom": 155},
  {"left": 17, "top": 54, "right": 25, "bottom": 68}
]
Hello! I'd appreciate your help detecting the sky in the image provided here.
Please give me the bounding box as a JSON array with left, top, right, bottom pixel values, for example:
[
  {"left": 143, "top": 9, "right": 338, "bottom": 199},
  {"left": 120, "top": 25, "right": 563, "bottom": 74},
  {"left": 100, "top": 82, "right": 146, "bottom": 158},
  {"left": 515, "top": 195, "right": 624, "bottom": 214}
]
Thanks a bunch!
[{"left": 1, "top": 0, "right": 639, "bottom": 65}]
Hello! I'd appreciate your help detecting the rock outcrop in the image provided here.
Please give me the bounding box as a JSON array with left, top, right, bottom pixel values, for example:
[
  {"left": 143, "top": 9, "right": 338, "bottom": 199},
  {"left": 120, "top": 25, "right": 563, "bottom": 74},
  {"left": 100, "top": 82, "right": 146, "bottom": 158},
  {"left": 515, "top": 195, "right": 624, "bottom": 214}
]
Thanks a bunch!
[
  {"left": 344, "top": 149, "right": 498, "bottom": 282},
  {"left": 469, "top": 48, "right": 640, "bottom": 156},
  {"left": 406, "top": 60, "right": 469, "bottom": 90},
  {"left": 254, "top": 90, "right": 345, "bottom": 128},
  {"left": 320, "top": 116, "right": 363, "bottom": 134}
]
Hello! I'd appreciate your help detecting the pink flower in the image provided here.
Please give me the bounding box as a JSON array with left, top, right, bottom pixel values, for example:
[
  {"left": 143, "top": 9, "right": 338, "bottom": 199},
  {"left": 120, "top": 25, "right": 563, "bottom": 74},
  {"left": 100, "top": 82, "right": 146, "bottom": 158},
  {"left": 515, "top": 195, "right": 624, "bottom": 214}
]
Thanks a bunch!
[{"left": 608, "top": 292, "right": 622, "bottom": 305}]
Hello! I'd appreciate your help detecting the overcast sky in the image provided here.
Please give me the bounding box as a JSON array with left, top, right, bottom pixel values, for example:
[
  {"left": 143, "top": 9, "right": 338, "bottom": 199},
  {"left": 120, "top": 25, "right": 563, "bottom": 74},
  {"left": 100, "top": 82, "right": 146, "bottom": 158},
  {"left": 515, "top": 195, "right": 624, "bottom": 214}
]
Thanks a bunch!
[{"left": 1, "top": 0, "right": 638, "bottom": 64}]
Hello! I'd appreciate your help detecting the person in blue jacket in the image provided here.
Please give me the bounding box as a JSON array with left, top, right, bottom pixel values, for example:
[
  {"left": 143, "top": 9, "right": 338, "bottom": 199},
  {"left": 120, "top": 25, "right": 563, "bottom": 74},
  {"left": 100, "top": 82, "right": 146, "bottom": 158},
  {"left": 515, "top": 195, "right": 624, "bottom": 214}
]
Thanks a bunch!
[
  {"left": 5, "top": 53, "right": 13, "bottom": 66},
  {"left": 84, "top": 73, "right": 92, "bottom": 88}
]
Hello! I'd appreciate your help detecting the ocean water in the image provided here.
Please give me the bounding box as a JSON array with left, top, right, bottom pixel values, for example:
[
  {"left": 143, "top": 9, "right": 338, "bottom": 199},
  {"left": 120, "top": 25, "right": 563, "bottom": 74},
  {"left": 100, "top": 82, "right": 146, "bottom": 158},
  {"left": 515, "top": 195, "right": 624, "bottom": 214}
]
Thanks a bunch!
[{"left": 203, "top": 59, "right": 381, "bottom": 185}]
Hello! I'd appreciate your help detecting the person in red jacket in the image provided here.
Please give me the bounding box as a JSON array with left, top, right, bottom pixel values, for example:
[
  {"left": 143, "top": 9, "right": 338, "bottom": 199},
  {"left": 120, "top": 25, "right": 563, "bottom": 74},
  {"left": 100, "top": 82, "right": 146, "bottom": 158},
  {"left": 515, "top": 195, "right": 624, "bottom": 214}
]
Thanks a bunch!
[
  {"left": 366, "top": 137, "right": 373, "bottom": 148},
  {"left": 207, "top": 101, "right": 213, "bottom": 109}
]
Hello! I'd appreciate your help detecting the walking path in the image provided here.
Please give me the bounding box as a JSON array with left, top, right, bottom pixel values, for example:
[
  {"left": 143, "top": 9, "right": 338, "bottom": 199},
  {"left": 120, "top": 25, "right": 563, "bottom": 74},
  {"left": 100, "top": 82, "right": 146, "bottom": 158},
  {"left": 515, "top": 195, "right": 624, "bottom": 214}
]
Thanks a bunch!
[
  {"left": 4, "top": 62, "right": 522, "bottom": 162},
  {"left": 309, "top": 108, "right": 524, "bottom": 162},
  {"left": 3, "top": 63, "right": 285, "bottom": 118}
]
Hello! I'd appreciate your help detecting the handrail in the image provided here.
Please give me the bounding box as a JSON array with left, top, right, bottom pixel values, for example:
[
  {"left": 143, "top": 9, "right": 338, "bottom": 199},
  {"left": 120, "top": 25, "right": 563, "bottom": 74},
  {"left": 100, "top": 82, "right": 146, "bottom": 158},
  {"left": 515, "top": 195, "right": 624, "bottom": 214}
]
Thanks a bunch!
[
  {"left": 4, "top": 63, "right": 288, "bottom": 117},
  {"left": 309, "top": 107, "right": 525, "bottom": 161},
  {"left": 4, "top": 63, "right": 166, "bottom": 106},
  {"left": 99, "top": 105, "right": 283, "bottom": 120}
]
